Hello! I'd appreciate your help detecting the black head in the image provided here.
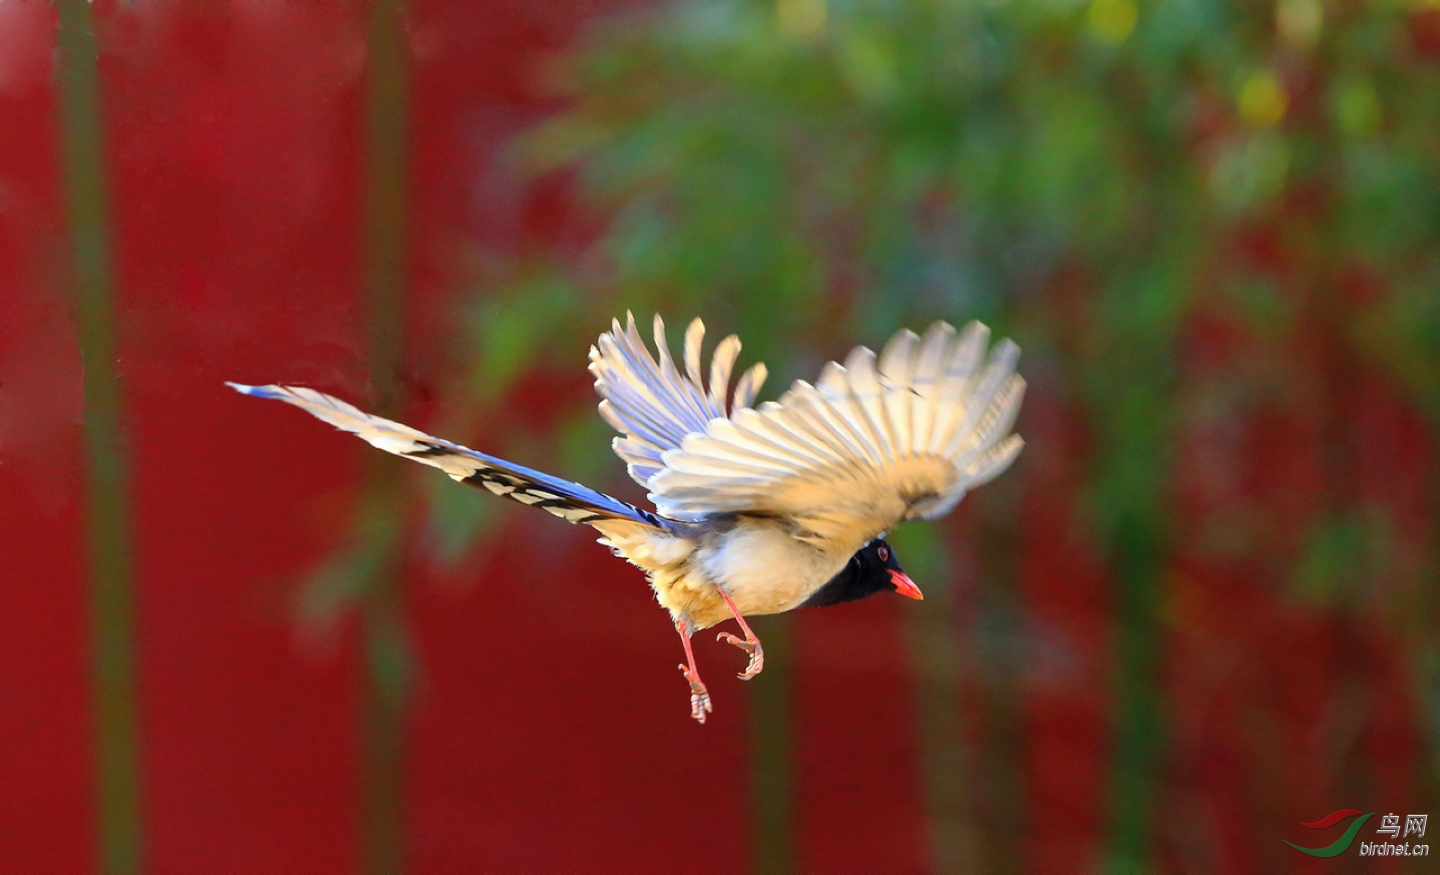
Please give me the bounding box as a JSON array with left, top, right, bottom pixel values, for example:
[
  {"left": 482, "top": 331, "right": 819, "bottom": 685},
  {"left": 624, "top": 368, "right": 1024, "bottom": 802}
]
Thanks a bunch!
[{"left": 800, "top": 539, "right": 924, "bottom": 609}]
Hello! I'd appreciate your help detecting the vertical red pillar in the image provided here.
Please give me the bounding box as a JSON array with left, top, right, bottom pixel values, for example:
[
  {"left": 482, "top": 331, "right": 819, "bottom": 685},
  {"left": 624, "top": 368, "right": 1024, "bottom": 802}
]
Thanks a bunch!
[
  {"left": 0, "top": 7, "right": 96, "bottom": 869},
  {"left": 96, "top": 6, "right": 370, "bottom": 871}
]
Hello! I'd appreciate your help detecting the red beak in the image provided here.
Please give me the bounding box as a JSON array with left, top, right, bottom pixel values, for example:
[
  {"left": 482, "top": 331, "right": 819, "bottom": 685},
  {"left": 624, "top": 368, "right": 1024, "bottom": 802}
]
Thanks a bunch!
[{"left": 889, "top": 570, "right": 924, "bottom": 600}]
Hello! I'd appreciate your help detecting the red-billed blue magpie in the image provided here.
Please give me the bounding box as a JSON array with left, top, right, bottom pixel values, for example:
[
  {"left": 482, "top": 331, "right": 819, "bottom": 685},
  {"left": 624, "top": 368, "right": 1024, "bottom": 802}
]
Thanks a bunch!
[{"left": 230, "top": 314, "right": 1024, "bottom": 722}]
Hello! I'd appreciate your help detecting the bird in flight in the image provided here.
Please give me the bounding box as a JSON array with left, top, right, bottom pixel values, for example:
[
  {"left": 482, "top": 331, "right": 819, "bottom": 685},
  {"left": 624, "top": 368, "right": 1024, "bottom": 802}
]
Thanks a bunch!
[{"left": 230, "top": 314, "right": 1024, "bottom": 723}]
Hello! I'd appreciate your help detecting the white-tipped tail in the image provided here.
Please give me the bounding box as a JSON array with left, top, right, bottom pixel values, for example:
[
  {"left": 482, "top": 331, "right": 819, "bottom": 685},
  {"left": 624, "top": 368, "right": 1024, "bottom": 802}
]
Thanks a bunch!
[{"left": 227, "top": 381, "right": 673, "bottom": 531}]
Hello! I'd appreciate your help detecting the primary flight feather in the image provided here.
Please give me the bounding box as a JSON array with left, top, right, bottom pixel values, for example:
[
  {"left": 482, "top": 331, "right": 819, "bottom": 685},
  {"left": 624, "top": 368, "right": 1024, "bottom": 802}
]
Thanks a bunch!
[{"left": 230, "top": 314, "right": 1024, "bottom": 723}]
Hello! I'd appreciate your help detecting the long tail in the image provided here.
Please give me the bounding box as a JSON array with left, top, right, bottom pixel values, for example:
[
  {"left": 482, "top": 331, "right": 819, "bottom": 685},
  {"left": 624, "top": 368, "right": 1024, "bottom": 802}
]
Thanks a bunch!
[{"left": 227, "top": 382, "right": 671, "bottom": 531}]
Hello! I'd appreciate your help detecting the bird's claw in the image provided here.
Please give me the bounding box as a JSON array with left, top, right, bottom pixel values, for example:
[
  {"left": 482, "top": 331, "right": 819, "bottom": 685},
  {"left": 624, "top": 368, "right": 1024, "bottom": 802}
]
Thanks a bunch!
[
  {"left": 679, "top": 664, "right": 713, "bottom": 724},
  {"left": 717, "top": 632, "right": 765, "bottom": 680}
]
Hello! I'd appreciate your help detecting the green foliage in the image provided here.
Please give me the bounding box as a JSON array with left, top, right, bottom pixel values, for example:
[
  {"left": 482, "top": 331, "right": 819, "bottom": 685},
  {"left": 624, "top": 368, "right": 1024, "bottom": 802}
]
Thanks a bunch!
[
  {"left": 1291, "top": 509, "right": 1394, "bottom": 606},
  {"left": 468, "top": 0, "right": 1440, "bottom": 570},
  {"left": 298, "top": 488, "right": 413, "bottom": 710},
  {"left": 279, "top": 0, "right": 1440, "bottom": 860},
  {"left": 416, "top": 0, "right": 1440, "bottom": 861},
  {"left": 461, "top": 268, "right": 589, "bottom": 403}
]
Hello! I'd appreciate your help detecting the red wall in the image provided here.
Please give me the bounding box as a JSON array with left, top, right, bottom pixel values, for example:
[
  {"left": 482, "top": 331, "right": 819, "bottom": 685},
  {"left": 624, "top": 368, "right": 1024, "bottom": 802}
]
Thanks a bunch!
[{"left": 0, "top": 3, "right": 1431, "bottom": 874}]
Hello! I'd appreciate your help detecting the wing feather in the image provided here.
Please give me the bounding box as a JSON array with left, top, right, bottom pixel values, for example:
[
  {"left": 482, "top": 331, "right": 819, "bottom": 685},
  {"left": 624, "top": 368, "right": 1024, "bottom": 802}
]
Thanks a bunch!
[
  {"left": 732, "top": 363, "right": 767, "bottom": 410},
  {"left": 684, "top": 318, "right": 706, "bottom": 387},
  {"left": 591, "top": 313, "right": 768, "bottom": 487},
  {"left": 726, "top": 408, "right": 837, "bottom": 468},
  {"left": 708, "top": 335, "right": 741, "bottom": 412},
  {"left": 843, "top": 347, "right": 896, "bottom": 463},
  {"left": 734, "top": 405, "right": 849, "bottom": 469},
  {"left": 943, "top": 338, "right": 1020, "bottom": 459},
  {"left": 783, "top": 380, "right": 885, "bottom": 469},
  {"left": 646, "top": 320, "right": 1025, "bottom": 548},
  {"left": 910, "top": 322, "right": 955, "bottom": 453},
  {"left": 813, "top": 361, "right": 885, "bottom": 468},
  {"left": 649, "top": 315, "right": 709, "bottom": 428},
  {"left": 588, "top": 313, "right": 1023, "bottom": 549},
  {"left": 926, "top": 321, "right": 988, "bottom": 455},
  {"left": 964, "top": 433, "right": 1025, "bottom": 486},
  {"left": 878, "top": 328, "right": 919, "bottom": 454}
]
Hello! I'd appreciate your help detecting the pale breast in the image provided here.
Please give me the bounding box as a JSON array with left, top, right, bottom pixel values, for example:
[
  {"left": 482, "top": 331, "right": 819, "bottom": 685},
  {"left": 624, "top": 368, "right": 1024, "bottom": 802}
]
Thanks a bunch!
[
  {"left": 598, "top": 517, "right": 852, "bottom": 630},
  {"left": 695, "top": 520, "right": 849, "bottom": 621}
]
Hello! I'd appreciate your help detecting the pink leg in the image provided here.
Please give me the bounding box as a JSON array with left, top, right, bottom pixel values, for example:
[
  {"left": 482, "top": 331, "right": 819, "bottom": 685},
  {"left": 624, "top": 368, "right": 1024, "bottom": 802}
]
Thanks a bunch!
[
  {"left": 675, "top": 619, "right": 712, "bottom": 724},
  {"left": 715, "top": 589, "right": 765, "bottom": 680}
]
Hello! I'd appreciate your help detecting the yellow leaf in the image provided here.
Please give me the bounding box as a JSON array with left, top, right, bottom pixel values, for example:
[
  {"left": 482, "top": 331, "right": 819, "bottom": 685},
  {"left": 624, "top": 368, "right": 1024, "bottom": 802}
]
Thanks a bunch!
[
  {"left": 1238, "top": 71, "right": 1287, "bottom": 127},
  {"left": 1088, "top": 0, "right": 1138, "bottom": 45},
  {"left": 778, "top": 0, "right": 826, "bottom": 38}
]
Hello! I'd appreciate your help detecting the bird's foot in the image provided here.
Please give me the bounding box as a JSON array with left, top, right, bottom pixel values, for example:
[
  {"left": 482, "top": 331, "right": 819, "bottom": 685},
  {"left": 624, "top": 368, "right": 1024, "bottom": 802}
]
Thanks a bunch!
[
  {"left": 717, "top": 632, "right": 765, "bottom": 680},
  {"left": 679, "top": 664, "right": 713, "bottom": 724}
]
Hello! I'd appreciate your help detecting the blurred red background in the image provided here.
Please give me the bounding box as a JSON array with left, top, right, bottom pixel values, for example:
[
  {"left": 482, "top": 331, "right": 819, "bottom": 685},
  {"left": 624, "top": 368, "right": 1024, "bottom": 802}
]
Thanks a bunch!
[{"left": 1, "top": 1, "right": 1435, "bottom": 873}]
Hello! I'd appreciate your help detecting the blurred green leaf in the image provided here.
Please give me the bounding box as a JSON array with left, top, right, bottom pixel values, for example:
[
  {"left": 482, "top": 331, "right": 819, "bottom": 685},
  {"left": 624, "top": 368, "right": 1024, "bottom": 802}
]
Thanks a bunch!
[
  {"left": 309, "top": 0, "right": 1440, "bottom": 859},
  {"left": 1290, "top": 511, "right": 1394, "bottom": 607}
]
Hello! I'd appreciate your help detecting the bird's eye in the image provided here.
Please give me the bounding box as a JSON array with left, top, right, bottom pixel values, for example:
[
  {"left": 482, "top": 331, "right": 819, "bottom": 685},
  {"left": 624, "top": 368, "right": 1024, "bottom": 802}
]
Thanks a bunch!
[{"left": 877, "top": 546, "right": 889, "bottom": 562}]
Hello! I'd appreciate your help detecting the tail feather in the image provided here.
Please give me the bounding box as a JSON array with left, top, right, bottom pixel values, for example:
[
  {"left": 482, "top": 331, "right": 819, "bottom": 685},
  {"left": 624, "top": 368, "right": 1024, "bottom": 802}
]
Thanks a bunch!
[{"left": 227, "top": 382, "right": 671, "bottom": 531}]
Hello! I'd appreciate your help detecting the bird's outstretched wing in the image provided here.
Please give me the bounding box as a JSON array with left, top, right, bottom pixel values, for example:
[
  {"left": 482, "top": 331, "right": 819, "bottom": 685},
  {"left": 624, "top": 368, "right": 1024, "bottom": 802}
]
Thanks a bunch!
[
  {"left": 603, "top": 320, "right": 1025, "bottom": 551},
  {"left": 226, "top": 382, "right": 671, "bottom": 532},
  {"left": 589, "top": 313, "right": 767, "bottom": 487}
]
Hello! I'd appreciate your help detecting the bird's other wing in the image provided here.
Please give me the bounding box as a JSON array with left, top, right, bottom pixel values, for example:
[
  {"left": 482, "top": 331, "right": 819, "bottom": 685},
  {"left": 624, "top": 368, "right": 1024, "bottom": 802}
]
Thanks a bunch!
[
  {"left": 589, "top": 313, "right": 768, "bottom": 488},
  {"left": 227, "top": 383, "right": 673, "bottom": 532},
  {"left": 646, "top": 321, "right": 1025, "bottom": 550}
]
